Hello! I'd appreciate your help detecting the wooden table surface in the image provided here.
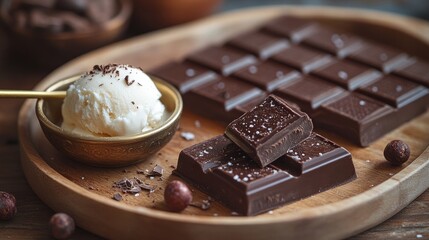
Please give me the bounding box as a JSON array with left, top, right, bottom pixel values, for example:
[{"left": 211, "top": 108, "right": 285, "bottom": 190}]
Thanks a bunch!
[{"left": 0, "top": 23, "right": 429, "bottom": 240}]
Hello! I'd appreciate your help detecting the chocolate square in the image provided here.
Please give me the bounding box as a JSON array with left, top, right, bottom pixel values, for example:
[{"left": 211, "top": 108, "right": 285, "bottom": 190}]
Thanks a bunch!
[
  {"left": 262, "top": 16, "right": 319, "bottom": 43},
  {"left": 226, "top": 31, "right": 289, "bottom": 59},
  {"left": 393, "top": 58, "right": 429, "bottom": 87},
  {"left": 232, "top": 61, "right": 301, "bottom": 92},
  {"left": 272, "top": 133, "right": 354, "bottom": 177},
  {"left": 271, "top": 45, "right": 333, "bottom": 73},
  {"left": 311, "top": 60, "right": 382, "bottom": 90},
  {"left": 186, "top": 46, "right": 257, "bottom": 76},
  {"left": 346, "top": 42, "right": 409, "bottom": 73},
  {"left": 225, "top": 95, "right": 313, "bottom": 167},
  {"left": 185, "top": 76, "right": 263, "bottom": 122},
  {"left": 316, "top": 92, "right": 395, "bottom": 146},
  {"left": 358, "top": 75, "right": 429, "bottom": 108},
  {"left": 274, "top": 75, "right": 344, "bottom": 113},
  {"left": 149, "top": 61, "right": 217, "bottom": 93},
  {"left": 301, "top": 27, "right": 363, "bottom": 57}
]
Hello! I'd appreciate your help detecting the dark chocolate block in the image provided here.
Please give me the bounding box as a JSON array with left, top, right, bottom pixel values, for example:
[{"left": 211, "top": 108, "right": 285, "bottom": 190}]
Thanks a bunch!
[
  {"left": 232, "top": 61, "right": 301, "bottom": 92},
  {"left": 175, "top": 134, "right": 356, "bottom": 215},
  {"left": 346, "top": 42, "right": 409, "bottom": 73},
  {"left": 311, "top": 60, "right": 382, "bottom": 90},
  {"left": 185, "top": 76, "right": 263, "bottom": 123},
  {"left": 274, "top": 75, "right": 345, "bottom": 113},
  {"left": 229, "top": 93, "right": 268, "bottom": 120},
  {"left": 149, "top": 61, "right": 217, "bottom": 93},
  {"left": 225, "top": 95, "right": 313, "bottom": 167},
  {"left": 301, "top": 27, "right": 363, "bottom": 57},
  {"left": 226, "top": 31, "right": 289, "bottom": 59},
  {"left": 186, "top": 46, "right": 257, "bottom": 76},
  {"left": 315, "top": 92, "right": 395, "bottom": 146},
  {"left": 262, "top": 16, "right": 319, "bottom": 43},
  {"left": 271, "top": 45, "right": 333, "bottom": 73},
  {"left": 358, "top": 75, "right": 429, "bottom": 108},
  {"left": 393, "top": 58, "right": 429, "bottom": 87}
]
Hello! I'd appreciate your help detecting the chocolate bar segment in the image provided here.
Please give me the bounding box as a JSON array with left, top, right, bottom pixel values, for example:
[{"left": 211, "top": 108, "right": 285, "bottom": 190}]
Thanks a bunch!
[
  {"left": 149, "top": 61, "right": 217, "bottom": 93},
  {"left": 346, "top": 42, "right": 409, "bottom": 73},
  {"left": 232, "top": 61, "right": 301, "bottom": 92},
  {"left": 226, "top": 31, "right": 289, "bottom": 59},
  {"left": 274, "top": 75, "right": 344, "bottom": 113},
  {"left": 186, "top": 46, "right": 257, "bottom": 76},
  {"left": 271, "top": 45, "right": 333, "bottom": 73},
  {"left": 175, "top": 134, "right": 356, "bottom": 215},
  {"left": 358, "top": 75, "right": 429, "bottom": 108},
  {"left": 311, "top": 59, "right": 382, "bottom": 90},
  {"left": 393, "top": 58, "right": 429, "bottom": 87},
  {"left": 225, "top": 95, "right": 313, "bottom": 167},
  {"left": 185, "top": 76, "right": 263, "bottom": 123},
  {"left": 262, "top": 16, "right": 318, "bottom": 43},
  {"left": 301, "top": 27, "right": 363, "bottom": 57},
  {"left": 315, "top": 92, "right": 395, "bottom": 146}
]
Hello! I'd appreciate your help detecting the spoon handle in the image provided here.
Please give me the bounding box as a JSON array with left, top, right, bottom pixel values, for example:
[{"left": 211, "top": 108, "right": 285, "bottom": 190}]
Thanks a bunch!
[{"left": 0, "top": 90, "right": 66, "bottom": 99}]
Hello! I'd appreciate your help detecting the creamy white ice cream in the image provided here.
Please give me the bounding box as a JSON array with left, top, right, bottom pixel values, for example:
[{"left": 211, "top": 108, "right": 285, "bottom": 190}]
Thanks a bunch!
[{"left": 61, "top": 64, "right": 166, "bottom": 136}]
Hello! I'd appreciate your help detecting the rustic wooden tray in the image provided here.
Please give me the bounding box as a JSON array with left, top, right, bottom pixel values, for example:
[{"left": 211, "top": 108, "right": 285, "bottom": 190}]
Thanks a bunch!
[{"left": 18, "top": 6, "right": 429, "bottom": 240}]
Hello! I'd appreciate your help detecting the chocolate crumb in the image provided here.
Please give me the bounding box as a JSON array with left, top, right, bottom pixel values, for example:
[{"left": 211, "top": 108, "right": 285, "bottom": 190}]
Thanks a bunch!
[
  {"left": 113, "top": 193, "right": 122, "bottom": 201},
  {"left": 190, "top": 199, "right": 211, "bottom": 210},
  {"left": 147, "top": 165, "right": 164, "bottom": 177}
]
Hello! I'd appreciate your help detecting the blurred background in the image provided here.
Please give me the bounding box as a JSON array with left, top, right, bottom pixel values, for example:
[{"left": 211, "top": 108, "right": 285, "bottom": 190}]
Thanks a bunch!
[
  {"left": 1, "top": 0, "right": 428, "bottom": 71},
  {"left": 222, "top": 0, "right": 429, "bottom": 20}
]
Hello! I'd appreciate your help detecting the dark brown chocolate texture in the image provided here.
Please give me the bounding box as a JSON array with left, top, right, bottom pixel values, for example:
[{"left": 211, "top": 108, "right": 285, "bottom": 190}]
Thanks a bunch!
[
  {"left": 226, "top": 31, "right": 289, "bottom": 59},
  {"left": 232, "top": 61, "right": 300, "bottom": 92},
  {"left": 274, "top": 75, "right": 344, "bottom": 113},
  {"left": 149, "top": 61, "right": 217, "bottom": 93},
  {"left": 186, "top": 46, "right": 257, "bottom": 76},
  {"left": 153, "top": 15, "right": 429, "bottom": 146},
  {"left": 271, "top": 45, "right": 333, "bottom": 73},
  {"left": 175, "top": 134, "right": 356, "bottom": 215},
  {"left": 225, "top": 95, "right": 313, "bottom": 167}
]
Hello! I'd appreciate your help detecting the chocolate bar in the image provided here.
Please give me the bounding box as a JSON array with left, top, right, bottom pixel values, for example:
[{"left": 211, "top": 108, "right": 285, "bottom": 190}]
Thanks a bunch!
[
  {"left": 184, "top": 76, "right": 263, "bottom": 123},
  {"left": 175, "top": 134, "right": 356, "bottom": 215},
  {"left": 226, "top": 31, "right": 289, "bottom": 59},
  {"left": 186, "top": 46, "right": 257, "bottom": 76},
  {"left": 225, "top": 95, "right": 313, "bottom": 167},
  {"left": 271, "top": 45, "right": 333, "bottom": 74},
  {"left": 152, "top": 15, "right": 429, "bottom": 146}
]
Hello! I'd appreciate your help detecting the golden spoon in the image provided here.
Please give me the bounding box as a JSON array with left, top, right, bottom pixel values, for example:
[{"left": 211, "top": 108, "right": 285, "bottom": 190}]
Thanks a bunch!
[{"left": 0, "top": 90, "right": 66, "bottom": 99}]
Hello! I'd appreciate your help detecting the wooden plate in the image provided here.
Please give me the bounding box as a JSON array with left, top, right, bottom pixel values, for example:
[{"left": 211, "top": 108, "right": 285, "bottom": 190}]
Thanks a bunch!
[{"left": 18, "top": 6, "right": 429, "bottom": 240}]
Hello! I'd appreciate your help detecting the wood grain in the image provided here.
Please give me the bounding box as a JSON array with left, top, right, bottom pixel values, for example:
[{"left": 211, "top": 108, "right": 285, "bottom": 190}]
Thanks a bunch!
[{"left": 15, "top": 6, "right": 429, "bottom": 240}]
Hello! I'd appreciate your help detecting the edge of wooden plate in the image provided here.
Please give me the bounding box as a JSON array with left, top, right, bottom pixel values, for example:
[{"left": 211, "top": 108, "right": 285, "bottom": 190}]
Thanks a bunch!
[{"left": 18, "top": 6, "right": 429, "bottom": 240}]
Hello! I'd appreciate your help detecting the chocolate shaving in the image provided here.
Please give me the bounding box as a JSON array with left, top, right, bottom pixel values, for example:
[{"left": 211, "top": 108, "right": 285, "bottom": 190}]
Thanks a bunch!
[
  {"left": 113, "top": 177, "right": 156, "bottom": 195},
  {"left": 146, "top": 165, "right": 164, "bottom": 177},
  {"left": 190, "top": 199, "right": 211, "bottom": 210},
  {"left": 112, "top": 193, "right": 122, "bottom": 201}
]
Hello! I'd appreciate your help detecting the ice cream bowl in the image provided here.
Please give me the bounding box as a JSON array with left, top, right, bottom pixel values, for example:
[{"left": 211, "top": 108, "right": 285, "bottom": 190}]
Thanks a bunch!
[{"left": 35, "top": 74, "right": 182, "bottom": 167}]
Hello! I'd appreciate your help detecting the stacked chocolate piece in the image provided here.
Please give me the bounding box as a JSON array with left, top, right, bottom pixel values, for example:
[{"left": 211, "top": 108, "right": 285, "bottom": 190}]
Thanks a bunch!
[
  {"left": 150, "top": 16, "right": 429, "bottom": 147},
  {"left": 175, "top": 95, "right": 356, "bottom": 215}
]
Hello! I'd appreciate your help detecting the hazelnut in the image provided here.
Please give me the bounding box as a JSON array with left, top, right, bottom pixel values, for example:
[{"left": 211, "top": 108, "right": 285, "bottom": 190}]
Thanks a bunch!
[
  {"left": 49, "top": 213, "right": 75, "bottom": 239},
  {"left": 164, "top": 180, "right": 192, "bottom": 212},
  {"left": 0, "top": 191, "right": 17, "bottom": 220},
  {"left": 384, "top": 140, "right": 410, "bottom": 166}
]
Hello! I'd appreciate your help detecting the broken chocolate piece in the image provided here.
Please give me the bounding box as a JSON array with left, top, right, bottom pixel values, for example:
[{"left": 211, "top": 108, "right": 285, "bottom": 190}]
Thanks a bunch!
[
  {"left": 225, "top": 95, "right": 313, "bottom": 167},
  {"left": 175, "top": 134, "right": 356, "bottom": 215}
]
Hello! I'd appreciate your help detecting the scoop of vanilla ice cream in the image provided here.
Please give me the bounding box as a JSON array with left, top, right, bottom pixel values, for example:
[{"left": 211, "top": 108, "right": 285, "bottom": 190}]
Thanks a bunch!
[{"left": 61, "top": 64, "right": 166, "bottom": 136}]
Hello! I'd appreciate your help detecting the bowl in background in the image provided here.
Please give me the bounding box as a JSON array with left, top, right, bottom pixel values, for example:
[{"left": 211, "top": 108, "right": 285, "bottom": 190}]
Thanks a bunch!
[
  {"left": 0, "top": 0, "right": 132, "bottom": 68},
  {"left": 131, "top": 0, "right": 223, "bottom": 31},
  {"left": 35, "top": 75, "right": 182, "bottom": 167}
]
